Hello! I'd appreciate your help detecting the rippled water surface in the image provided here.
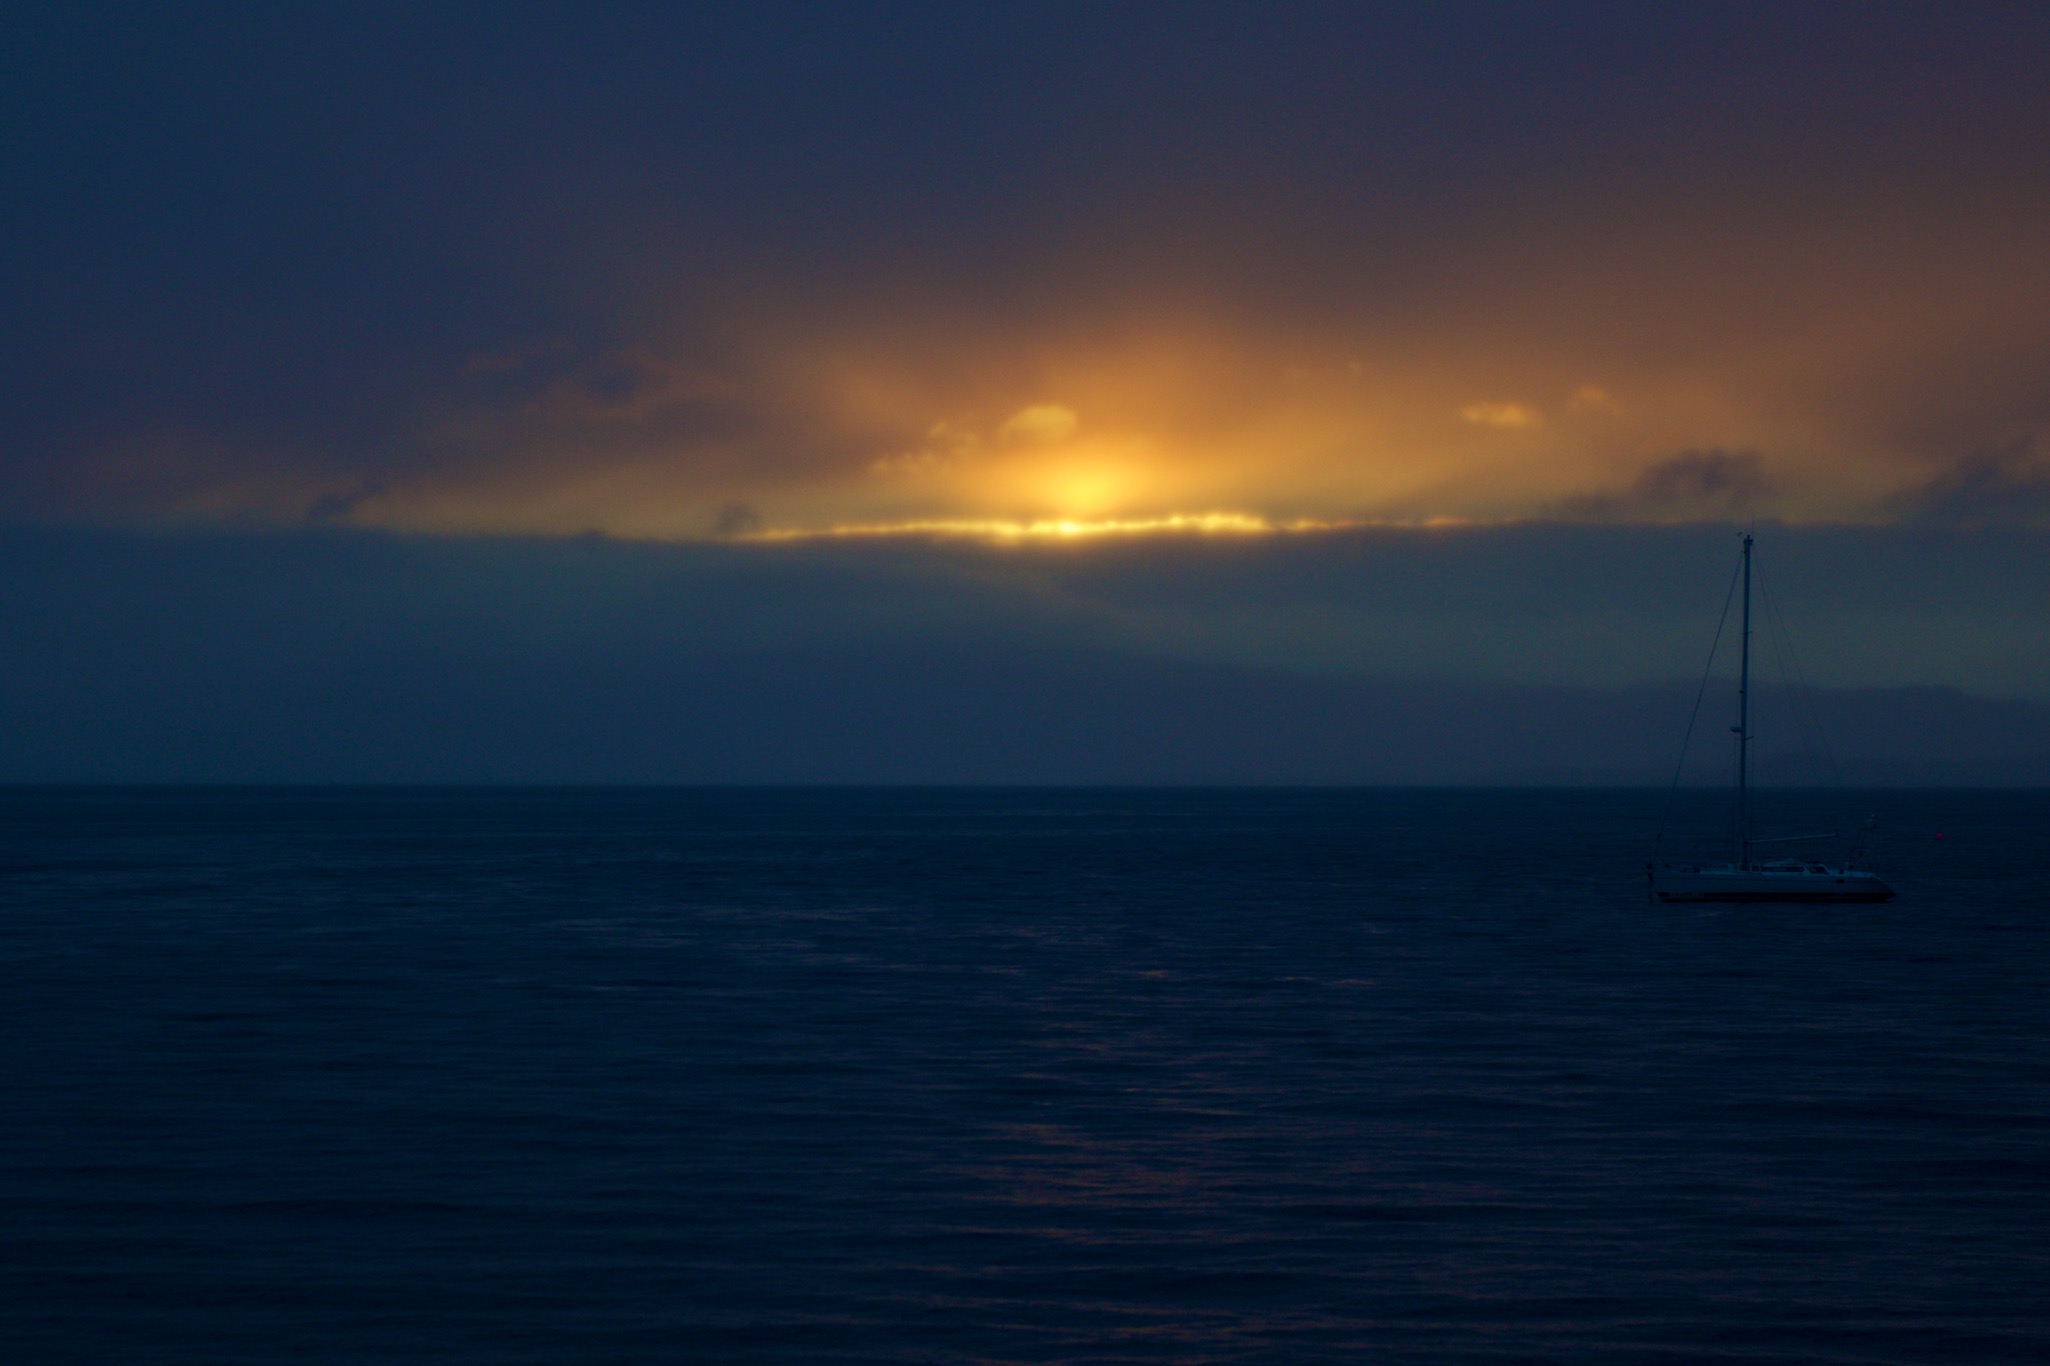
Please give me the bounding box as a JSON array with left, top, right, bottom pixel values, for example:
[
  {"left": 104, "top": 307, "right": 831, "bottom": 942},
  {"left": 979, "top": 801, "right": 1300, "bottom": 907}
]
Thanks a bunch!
[{"left": 3, "top": 787, "right": 2047, "bottom": 1363}]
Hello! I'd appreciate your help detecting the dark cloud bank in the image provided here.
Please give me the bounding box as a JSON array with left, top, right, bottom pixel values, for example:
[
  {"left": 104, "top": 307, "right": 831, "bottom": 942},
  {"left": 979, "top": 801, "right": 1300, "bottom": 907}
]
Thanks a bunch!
[{"left": 5, "top": 524, "right": 2044, "bottom": 784}]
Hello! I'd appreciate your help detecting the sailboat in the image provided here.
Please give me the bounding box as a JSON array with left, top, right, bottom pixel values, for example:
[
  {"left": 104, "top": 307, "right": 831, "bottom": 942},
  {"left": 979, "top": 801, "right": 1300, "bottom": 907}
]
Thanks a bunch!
[{"left": 1650, "top": 534, "right": 1894, "bottom": 904}]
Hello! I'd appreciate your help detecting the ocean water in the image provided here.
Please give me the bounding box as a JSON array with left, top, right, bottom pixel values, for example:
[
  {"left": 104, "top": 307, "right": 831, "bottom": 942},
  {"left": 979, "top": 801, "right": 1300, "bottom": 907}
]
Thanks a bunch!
[{"left": 2, "top": 787, "right": 2046, "bottom": 1364}]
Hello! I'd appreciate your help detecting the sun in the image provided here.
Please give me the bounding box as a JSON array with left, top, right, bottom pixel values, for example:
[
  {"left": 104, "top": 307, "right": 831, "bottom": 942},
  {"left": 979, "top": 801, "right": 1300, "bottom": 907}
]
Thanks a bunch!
[{"left": 1032, "top": 462, "right": 1134, "bottom": 520}]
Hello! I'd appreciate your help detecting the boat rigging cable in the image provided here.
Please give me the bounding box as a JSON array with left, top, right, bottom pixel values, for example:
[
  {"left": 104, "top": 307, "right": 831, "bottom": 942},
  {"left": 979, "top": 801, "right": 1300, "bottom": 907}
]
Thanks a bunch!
[
  {"left": 1757, "top": 558, "right": 1877, "bottom": 862},
  {"left": 1758, "top": 565, "right": 1844, "bottom": 791},
  {"left": 1645, "top": 533, "right": 1894, "bottom": 902},
  {"left": 1654, "top": 546, "right": 1744, "bottom": 854}
]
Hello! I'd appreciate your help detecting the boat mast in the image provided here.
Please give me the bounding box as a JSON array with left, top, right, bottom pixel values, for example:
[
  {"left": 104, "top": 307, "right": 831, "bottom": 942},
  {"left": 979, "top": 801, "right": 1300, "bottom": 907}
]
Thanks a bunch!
[{"left": 1735, "top": 532, "right": 1752, "bottom": 869}]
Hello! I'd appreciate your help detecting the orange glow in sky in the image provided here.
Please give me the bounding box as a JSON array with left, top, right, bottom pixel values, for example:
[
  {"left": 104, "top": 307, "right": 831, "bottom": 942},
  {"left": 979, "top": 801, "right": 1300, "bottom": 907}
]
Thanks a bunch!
[{"left": 23, "top": 210, "right": 2050, "bottom": 542}]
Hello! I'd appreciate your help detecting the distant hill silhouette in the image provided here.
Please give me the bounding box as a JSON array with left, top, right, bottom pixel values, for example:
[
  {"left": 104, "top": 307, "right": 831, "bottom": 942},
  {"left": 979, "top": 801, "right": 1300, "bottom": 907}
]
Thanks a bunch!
[
  {"left": 4, "top": 527, "right": 2046, "bottom": 783},
  {"left": 9, "top": 635, "right": 2046, "bottom": 784},
  {"left": 595, "top": 648, "right": 2050, "bottom": 786}
]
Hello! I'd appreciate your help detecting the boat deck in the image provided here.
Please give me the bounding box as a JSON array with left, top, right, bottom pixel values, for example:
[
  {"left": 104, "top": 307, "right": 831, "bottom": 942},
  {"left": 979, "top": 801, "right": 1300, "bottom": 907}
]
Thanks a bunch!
[{"left": 1652, "top": 864, "right": 1895, "bottom": 904}]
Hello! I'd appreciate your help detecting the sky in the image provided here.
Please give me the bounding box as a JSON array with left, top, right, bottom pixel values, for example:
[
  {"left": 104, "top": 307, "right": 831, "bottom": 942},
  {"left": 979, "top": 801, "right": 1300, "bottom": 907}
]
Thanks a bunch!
[{"left": 4, "top": 4, "right": 2049, "bottom": 779}]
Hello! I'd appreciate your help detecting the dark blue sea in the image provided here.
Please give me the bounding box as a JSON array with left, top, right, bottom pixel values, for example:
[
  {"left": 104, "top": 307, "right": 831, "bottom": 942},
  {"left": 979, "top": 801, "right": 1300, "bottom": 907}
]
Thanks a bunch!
[{"left": 3, "top": 788, "right": 2047, "bottom": 1364}]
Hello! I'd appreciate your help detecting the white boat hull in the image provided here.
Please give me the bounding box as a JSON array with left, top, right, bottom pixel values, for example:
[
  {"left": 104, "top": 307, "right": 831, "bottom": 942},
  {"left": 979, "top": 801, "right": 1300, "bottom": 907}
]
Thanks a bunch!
[{"left": 1652, "top": 865, "right": 1894, "bottom": 904}]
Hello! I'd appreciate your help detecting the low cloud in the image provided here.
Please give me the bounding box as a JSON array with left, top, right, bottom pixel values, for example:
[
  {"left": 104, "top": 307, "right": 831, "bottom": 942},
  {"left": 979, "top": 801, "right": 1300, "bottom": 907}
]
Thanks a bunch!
[
  {"left": 305, "top": 481, "right": 384, "bottom": 524},
  {"left": 1460, "top": 400, "right": 1542, "bottom": 429},
  {"left": 867, "top": 404, "right": 1079, "bottom": 482},
  {"left": 461, "top": 337, "right": 570, "bottom": 377},
  {"left": 998, "top": 403, "right": 1080, "bottom": 443},
  {"left": 1556, "top": 448, "right": 1772, "bottom": 521},
  {"left": 869, "top": 421, "right": 981, "bottom": 477},
  {"left": 1886, "top": 443, "right": 2050, "bottom": 526},
  {"left": 713, "top": 502, "right": 763, "bottom": 537},
  {"left": 533, "top": 350, "right": 740, "bottom": 425},
  {"left": 1566, "top": 385, "right": 1621, "bottom": 415}
]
